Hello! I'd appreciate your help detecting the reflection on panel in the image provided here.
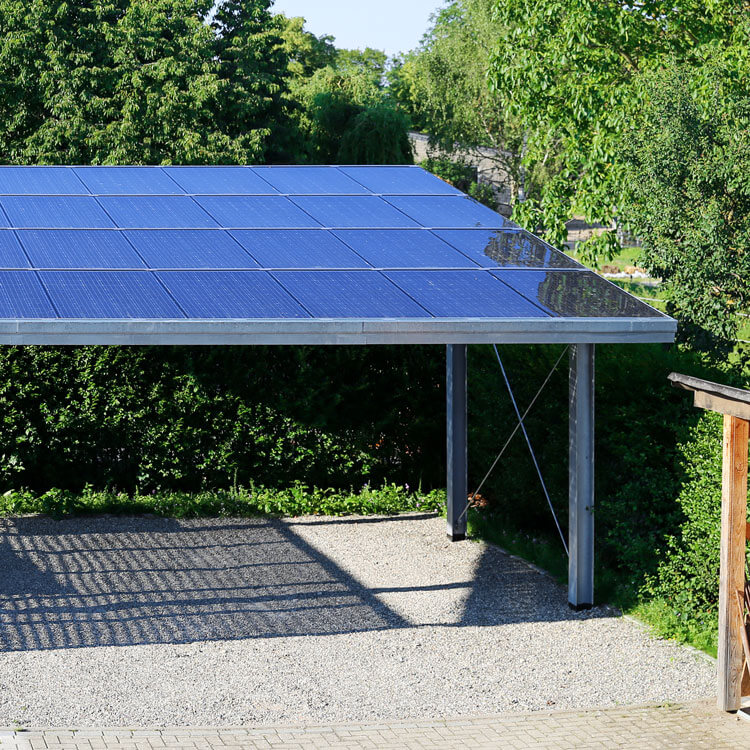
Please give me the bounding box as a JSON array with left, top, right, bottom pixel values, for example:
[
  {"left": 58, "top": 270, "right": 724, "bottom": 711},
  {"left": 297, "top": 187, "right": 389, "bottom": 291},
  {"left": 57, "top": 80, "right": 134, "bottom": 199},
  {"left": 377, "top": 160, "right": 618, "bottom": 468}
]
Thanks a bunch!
[
  {"left": 291, "top": 196, "right": 419, "bottom": 228},
  {"left": 385, "top": 270, "right": 549, "bottom": 318},
  {"left": 231, "top": 230, "right": 369, "bottom": 268},
  {"left": 333, "top": 229, "right": 477, "bottom": 268},
  {"left": 40, "top": 271, "right": 184, "bottom": 318},
  {"left": 254, "top": 167, "right": 369, "bottom": 195},
  {"left": 165, "top": 167, "right": 278, "bottom": 195},
  {"left": 436, "top": 229, "right": 582, "bottom": 269},
  {"left": 494, "top": 270, "right": 665, "bottom": 318},
  {"left": 384, "top": 196, "right": 507, "bottom": 229},
  {"left": 273, "top": 270, "right": 431, "bottom": 318},
  {"left": 340, "top": 167, "right": 461, "bottom": 195},
  {"left": 126, "top": 230, "right": 257, "bottom": 268},
  {"left": 75, "top": 167, "right": 182, "bottom": 195},
  {"left": 158, "top": 271, "right": 309, "bottom": 318},
  {"left": 19, "top": 230, "right": 145, "bottom": 269},
  {"left": 0, "top": 271, "right": 57, "bottom": 317}
]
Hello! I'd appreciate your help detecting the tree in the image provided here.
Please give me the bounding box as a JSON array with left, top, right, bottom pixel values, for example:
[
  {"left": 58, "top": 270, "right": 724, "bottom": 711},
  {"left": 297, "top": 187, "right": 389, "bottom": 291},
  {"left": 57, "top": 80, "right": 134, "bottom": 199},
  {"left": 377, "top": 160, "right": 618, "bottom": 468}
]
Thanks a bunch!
[
  {"left": 0, "top": 0, "right": 293, "bottom": 165},
  {"left": 620, "top": 63, "right": 750, "bottom": 356},
  {"left": 489, "top": 0, "right": 750, "bottom": 253},
  {"left": 274, "top": 13, "right": 337, "bottom": 78}
]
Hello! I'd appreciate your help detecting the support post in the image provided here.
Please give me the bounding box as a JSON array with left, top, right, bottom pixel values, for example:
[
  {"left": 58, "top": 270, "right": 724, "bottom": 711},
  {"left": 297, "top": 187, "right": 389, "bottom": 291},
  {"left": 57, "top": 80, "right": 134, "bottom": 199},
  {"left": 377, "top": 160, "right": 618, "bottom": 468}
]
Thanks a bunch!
[
  {"left": 569, "top": 343, "right": 595, "bottom": 609},
  {"left": 446, "top": 344, "right": 467, "bottom": 541},
  {"left": 718, "top": 414, "right": 749, "bottom": 712}
]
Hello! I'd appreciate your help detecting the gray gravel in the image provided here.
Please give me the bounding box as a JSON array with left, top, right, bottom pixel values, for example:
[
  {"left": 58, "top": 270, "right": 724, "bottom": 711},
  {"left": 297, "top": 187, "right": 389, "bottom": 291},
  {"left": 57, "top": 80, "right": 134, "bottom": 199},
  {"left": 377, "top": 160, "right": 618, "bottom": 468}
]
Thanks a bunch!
[{"left": 0, "top": 513, "right": 714, "bottom": 726}]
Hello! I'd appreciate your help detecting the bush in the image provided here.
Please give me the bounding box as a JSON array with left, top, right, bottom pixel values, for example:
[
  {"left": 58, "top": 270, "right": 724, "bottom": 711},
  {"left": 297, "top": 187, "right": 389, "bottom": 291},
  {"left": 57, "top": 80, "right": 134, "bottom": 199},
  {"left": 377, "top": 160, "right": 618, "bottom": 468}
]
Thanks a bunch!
[{"left": 421, "top": 157, "right": 497, "bottom": 209}]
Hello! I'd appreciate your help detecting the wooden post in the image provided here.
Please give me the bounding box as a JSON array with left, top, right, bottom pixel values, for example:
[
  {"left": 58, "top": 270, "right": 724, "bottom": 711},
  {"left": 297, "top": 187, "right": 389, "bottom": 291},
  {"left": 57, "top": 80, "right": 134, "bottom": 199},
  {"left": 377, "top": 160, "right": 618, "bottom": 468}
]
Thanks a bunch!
[{"left": 718, "top": 415, "right": 749, "bottom": 712}]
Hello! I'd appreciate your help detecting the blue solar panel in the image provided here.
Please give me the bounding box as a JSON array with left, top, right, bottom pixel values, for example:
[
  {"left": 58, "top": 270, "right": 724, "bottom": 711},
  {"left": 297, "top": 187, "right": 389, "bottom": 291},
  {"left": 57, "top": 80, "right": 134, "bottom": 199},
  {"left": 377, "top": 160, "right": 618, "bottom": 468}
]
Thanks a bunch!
[
  {"left": 273, "top": 271, "right": 431, "bottom": 318},
  {"left": 40, "top": 271, "right": 184, "bottom": 318},
  {"left": 291, "top": 196, "right": 418, "bottom": 228},
  {"left": 256, "top": 167, "right": 369, "bottom": 195},
  {"left": 436, "top": 229, "right": 580, "bottom": 269},
  {"left": 231, "top": 230, "right": 369, "bottom": 268},
  {"left": 196, "top": 196, "right": 321, "bottom": 228},
  {"left": 0, "top": 197, "right": 114, "bottom": 228},
  {"left": 0, "top": 271, "right": 56, "bottom": 317},
  {"left": 385, "top": 196, "right": 507, "bottom": 228},
  {"left": 125, "top": 230, "right": 257, "bottom": 268},
  {"left": 158, "top": 271, "right": 309, "bottom": 318},
  {"left": 18, "top": 230, "right": 145, "bottom": 268},
  {"left": 0, "top": 167, "right": 87, "bottom": 195},
  {"left": 340, "top": 167, "right": 462, "bottom": 195},
  {"left": 0, "top": 231, "right": 31, "bottom": 267},
  {"left": 74, "top": 167, "right": 183, "bottom": 195},
  {"left": 386, "top": 270, "right": 549, "bottom": 318},
  {"left": 164, "top": 167, "right": 277, "bottom": 195},
  {"left": 333, "top": 229, "right": 478, "bottom": 268},
  {"left": 97, "top": 196, "right": 218, "bottom": 228}
]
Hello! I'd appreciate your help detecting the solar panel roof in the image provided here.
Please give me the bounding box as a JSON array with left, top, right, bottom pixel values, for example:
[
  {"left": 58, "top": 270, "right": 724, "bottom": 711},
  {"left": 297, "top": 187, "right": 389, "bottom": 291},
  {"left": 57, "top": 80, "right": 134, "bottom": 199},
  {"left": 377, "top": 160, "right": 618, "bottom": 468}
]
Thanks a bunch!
[{"left": 0, "top": 165, "right": 675, "bottom": 345}]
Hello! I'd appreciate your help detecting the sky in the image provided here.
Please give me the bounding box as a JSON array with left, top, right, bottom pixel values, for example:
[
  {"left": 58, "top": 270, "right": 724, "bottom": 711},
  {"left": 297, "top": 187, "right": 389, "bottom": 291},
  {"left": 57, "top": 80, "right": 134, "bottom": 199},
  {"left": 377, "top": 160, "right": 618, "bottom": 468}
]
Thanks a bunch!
[{"left": 271, "top": 0, "right": 445, "bottom": 57}]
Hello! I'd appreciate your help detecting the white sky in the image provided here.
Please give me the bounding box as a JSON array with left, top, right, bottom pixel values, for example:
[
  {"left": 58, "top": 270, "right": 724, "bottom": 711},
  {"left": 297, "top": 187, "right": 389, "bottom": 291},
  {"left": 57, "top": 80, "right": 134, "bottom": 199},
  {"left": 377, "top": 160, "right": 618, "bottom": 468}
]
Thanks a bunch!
[{"left": 270, "top": 0, "right": 446, "bottom": 56}]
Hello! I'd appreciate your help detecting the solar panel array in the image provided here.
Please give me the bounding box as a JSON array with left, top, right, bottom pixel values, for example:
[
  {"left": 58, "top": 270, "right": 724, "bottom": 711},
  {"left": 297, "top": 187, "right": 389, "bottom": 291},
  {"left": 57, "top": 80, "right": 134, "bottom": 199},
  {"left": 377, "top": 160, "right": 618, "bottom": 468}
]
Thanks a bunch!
[{"left": 0, "top": 165, "right": 665, "bottom": 321}]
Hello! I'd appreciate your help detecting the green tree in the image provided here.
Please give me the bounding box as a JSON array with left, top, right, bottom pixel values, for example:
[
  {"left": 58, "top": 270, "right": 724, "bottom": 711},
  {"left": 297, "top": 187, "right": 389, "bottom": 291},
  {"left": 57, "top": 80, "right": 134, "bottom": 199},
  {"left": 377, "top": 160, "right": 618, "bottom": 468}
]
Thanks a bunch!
[
  {"left": 0, "top": 0, "right": 293, "bottom": 165},
  {"left": 336, "top": 47, "right": 388, "bottom": 87},
  {"left": 275, "top": 13, "right": 337, "bottom": 78}
]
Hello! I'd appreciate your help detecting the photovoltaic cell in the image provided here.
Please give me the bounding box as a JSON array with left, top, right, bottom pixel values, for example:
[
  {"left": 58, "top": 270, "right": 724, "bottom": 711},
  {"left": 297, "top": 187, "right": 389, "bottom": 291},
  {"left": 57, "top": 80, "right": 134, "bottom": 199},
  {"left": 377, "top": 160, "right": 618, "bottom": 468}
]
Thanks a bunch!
[
  {"left": 0, "top": 167, "right": 87, "bottom": 195},
  {"left": 164, "top": 167, "right": 278, "bottom": 195},
  {"left": 255, "top": 167, "right": 369, "bottom": 195},
  {"left": 0, "top": 197, "right": 114, "bottom": 228},
  {"left": 125, "top": 230, "right": 258, "bottom": 268},
  {"left": 40, "top": 271, "right": 185, "bottom": 318},
  {"left": 340, "top": 166, "right": 462, "bottom": 195},
  {"left": 231, "top": 230, "right": 369, "bottom": 268},
  {"left": 0, "top": 271, "right": 56, "bottom": 317},
  {"left": 195, "top": 196, "right": 320, "bottom": 228},
  {"left": 97, "top": 196, "right": 218, "bottom": 229},
  {"left": 158, "top": 271, "right": 309, "bottom": 318},
  {"left": 18, "top": 230, "right": 145, "bottom": 268},
  {"left": 273, "top": 271, "right": 432, "bottom": 318},
  {"left": 291, "top": 196, "right": 418, "bottom": 228},
  {"left": 436, "top": 229, "right": 582, "bottom": 269},
  {"left": 492, "top": 270, "right": 666, "bottom": 318},
  {"left": 0, "top": 231, "right": 31, "bottom": 267},
  {"left": 386, "top": 270, "right": 549, "bottom": 318},
  {"left": 385, "top": 196, "right": 507, "bottom": 229},
  {"left": 74, "top": 167, "right": 184, "bottom": 195},
  {"left": 333, "top": 229, "right": 478, "bottom": 268}
]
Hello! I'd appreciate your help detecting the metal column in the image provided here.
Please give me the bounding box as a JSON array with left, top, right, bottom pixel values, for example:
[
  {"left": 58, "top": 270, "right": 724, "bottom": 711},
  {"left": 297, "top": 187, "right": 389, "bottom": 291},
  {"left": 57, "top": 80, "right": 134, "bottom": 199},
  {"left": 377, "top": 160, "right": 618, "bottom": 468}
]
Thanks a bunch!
[
  {"left": 569, "top": 343, "right": 595, "bottom": 608},
  {"left": 446, "top": 344, "right": 467, "bottom": 541}
]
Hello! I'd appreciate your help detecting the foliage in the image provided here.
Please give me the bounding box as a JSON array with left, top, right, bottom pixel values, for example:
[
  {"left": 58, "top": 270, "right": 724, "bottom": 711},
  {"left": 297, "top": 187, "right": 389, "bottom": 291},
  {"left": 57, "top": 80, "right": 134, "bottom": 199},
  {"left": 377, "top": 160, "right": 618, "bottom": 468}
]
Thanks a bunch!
[
  {"left": 338, "top": 106, "right": 413, "bottom": 164},
  {"left": 620, "top": 64, "right": 750, "bottom": 356},
  {"left": 275, "top": 13, "right": 337, "bottom": 78},
  {"left": 421, "top": 157, "right": 497, "bottom": 209},
  {"left": 0, "top": 483, "right": 445, "bottom": 520},
  {"left": 391, "top": 0, "right": 530, "bottom": 204},
  {"left": 0, "top": 0, "right": 294, "bottom": 165},
  {"left": 336, "top": 47, "right": 389, "bottom": 88},
  {"left": 488, "top": 0, "right": 750, "bottom": 252}
]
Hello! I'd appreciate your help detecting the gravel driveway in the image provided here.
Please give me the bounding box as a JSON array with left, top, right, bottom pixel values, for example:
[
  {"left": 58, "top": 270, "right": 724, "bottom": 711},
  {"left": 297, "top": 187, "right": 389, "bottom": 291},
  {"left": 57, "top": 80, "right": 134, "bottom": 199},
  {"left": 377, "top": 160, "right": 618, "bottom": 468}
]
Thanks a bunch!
[{"left": 0, "top": 513, "right": 714, "bottom": 726}]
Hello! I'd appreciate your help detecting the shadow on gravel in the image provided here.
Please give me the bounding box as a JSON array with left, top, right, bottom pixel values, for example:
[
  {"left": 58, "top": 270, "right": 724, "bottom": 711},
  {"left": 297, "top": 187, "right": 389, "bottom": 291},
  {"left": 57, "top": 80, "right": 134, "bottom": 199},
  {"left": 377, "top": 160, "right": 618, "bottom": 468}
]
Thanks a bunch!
[{"left": 0, "top": 515, "right": 607, "bottom": 652}]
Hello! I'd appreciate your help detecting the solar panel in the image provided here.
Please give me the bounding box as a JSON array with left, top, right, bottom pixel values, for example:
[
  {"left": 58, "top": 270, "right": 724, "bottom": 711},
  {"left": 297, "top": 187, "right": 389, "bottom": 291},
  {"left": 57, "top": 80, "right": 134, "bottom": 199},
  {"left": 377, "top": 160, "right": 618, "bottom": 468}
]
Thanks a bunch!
[
  {"left": 125, "top": 230, "right": 257, "bottom": 268},
  {"left": 492, "top": 270, "right": 666, "bottom": 318},
  {"left": 165, "top": 167, "right": 277, "bottom": 195},
  {"left": 436, "top": 229, "right": 582, "bottom": 269},
  {"left": 195, "top": 196, "right": 320, "bottom": 228},
  {"left": 0, "top": 197, "right": 114, "bottom": 228},
  {"left": 19, "top": 230, "right": 145, "bottom": 268},
  {"left": 255, "top": 167, "right": 369, "bottom": 195},
  {"left": 98, "top": 196, "right": 218, "bottom": 228},
  {"left": 231, "top": 230, "right": 369, "bottom": 268},
  {"left": 340, "top": 166, "right": 461, "bottom": 195},
  {"left": 0, "top": 231, "right": 31, "bottom": 267},
  {"left": 333, "top": 229, "right": 478, "bottom": 268},
  {"left": 385, "top": 196, "right": 507, "bottom": 228},
  {"left": 291, "top": 196, "right": 418, "bottom": 228},
  {"left": 39, "top": 271, "right": 184, "bottom": 318},
  {"left": 386, "top": 270, "right": 549, "bottom": 318},
  {"left": 0, "top": 167, "right": 87, "bottom": 195},
  {"left": 75, "top": 167, "right": 183, "bottom": 195},
  {"left": 0, "top": 271, "right": 56, "bottom": 317},
  {"left": 273, "top": 271, "right": 431, "bottom": 318},
  {"left": 158, "top": 271, "right": 310, "bottom": 318}
]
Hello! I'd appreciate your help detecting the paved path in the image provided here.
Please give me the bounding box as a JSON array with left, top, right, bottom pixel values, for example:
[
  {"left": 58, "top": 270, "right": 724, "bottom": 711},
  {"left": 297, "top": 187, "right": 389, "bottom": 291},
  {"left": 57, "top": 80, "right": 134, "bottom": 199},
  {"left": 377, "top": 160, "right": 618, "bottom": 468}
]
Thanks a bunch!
[{"left": 1, "top": 702, "right": 749, "bottom": 749}]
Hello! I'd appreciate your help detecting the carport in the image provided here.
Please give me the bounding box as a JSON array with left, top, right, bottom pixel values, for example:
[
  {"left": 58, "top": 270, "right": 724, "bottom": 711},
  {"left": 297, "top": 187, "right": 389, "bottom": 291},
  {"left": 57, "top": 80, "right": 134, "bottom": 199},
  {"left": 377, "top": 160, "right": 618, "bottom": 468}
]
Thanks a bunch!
[{"left": 0, "top": 164, "right": 676, "bottom": 608}]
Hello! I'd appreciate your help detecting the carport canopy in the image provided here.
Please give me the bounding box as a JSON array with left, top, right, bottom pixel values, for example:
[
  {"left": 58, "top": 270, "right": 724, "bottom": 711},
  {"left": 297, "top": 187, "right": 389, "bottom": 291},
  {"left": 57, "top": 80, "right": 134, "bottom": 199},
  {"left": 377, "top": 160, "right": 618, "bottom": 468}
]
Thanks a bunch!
[{"left": 0, "top": 164, "right": 677, "bottom": 607}]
